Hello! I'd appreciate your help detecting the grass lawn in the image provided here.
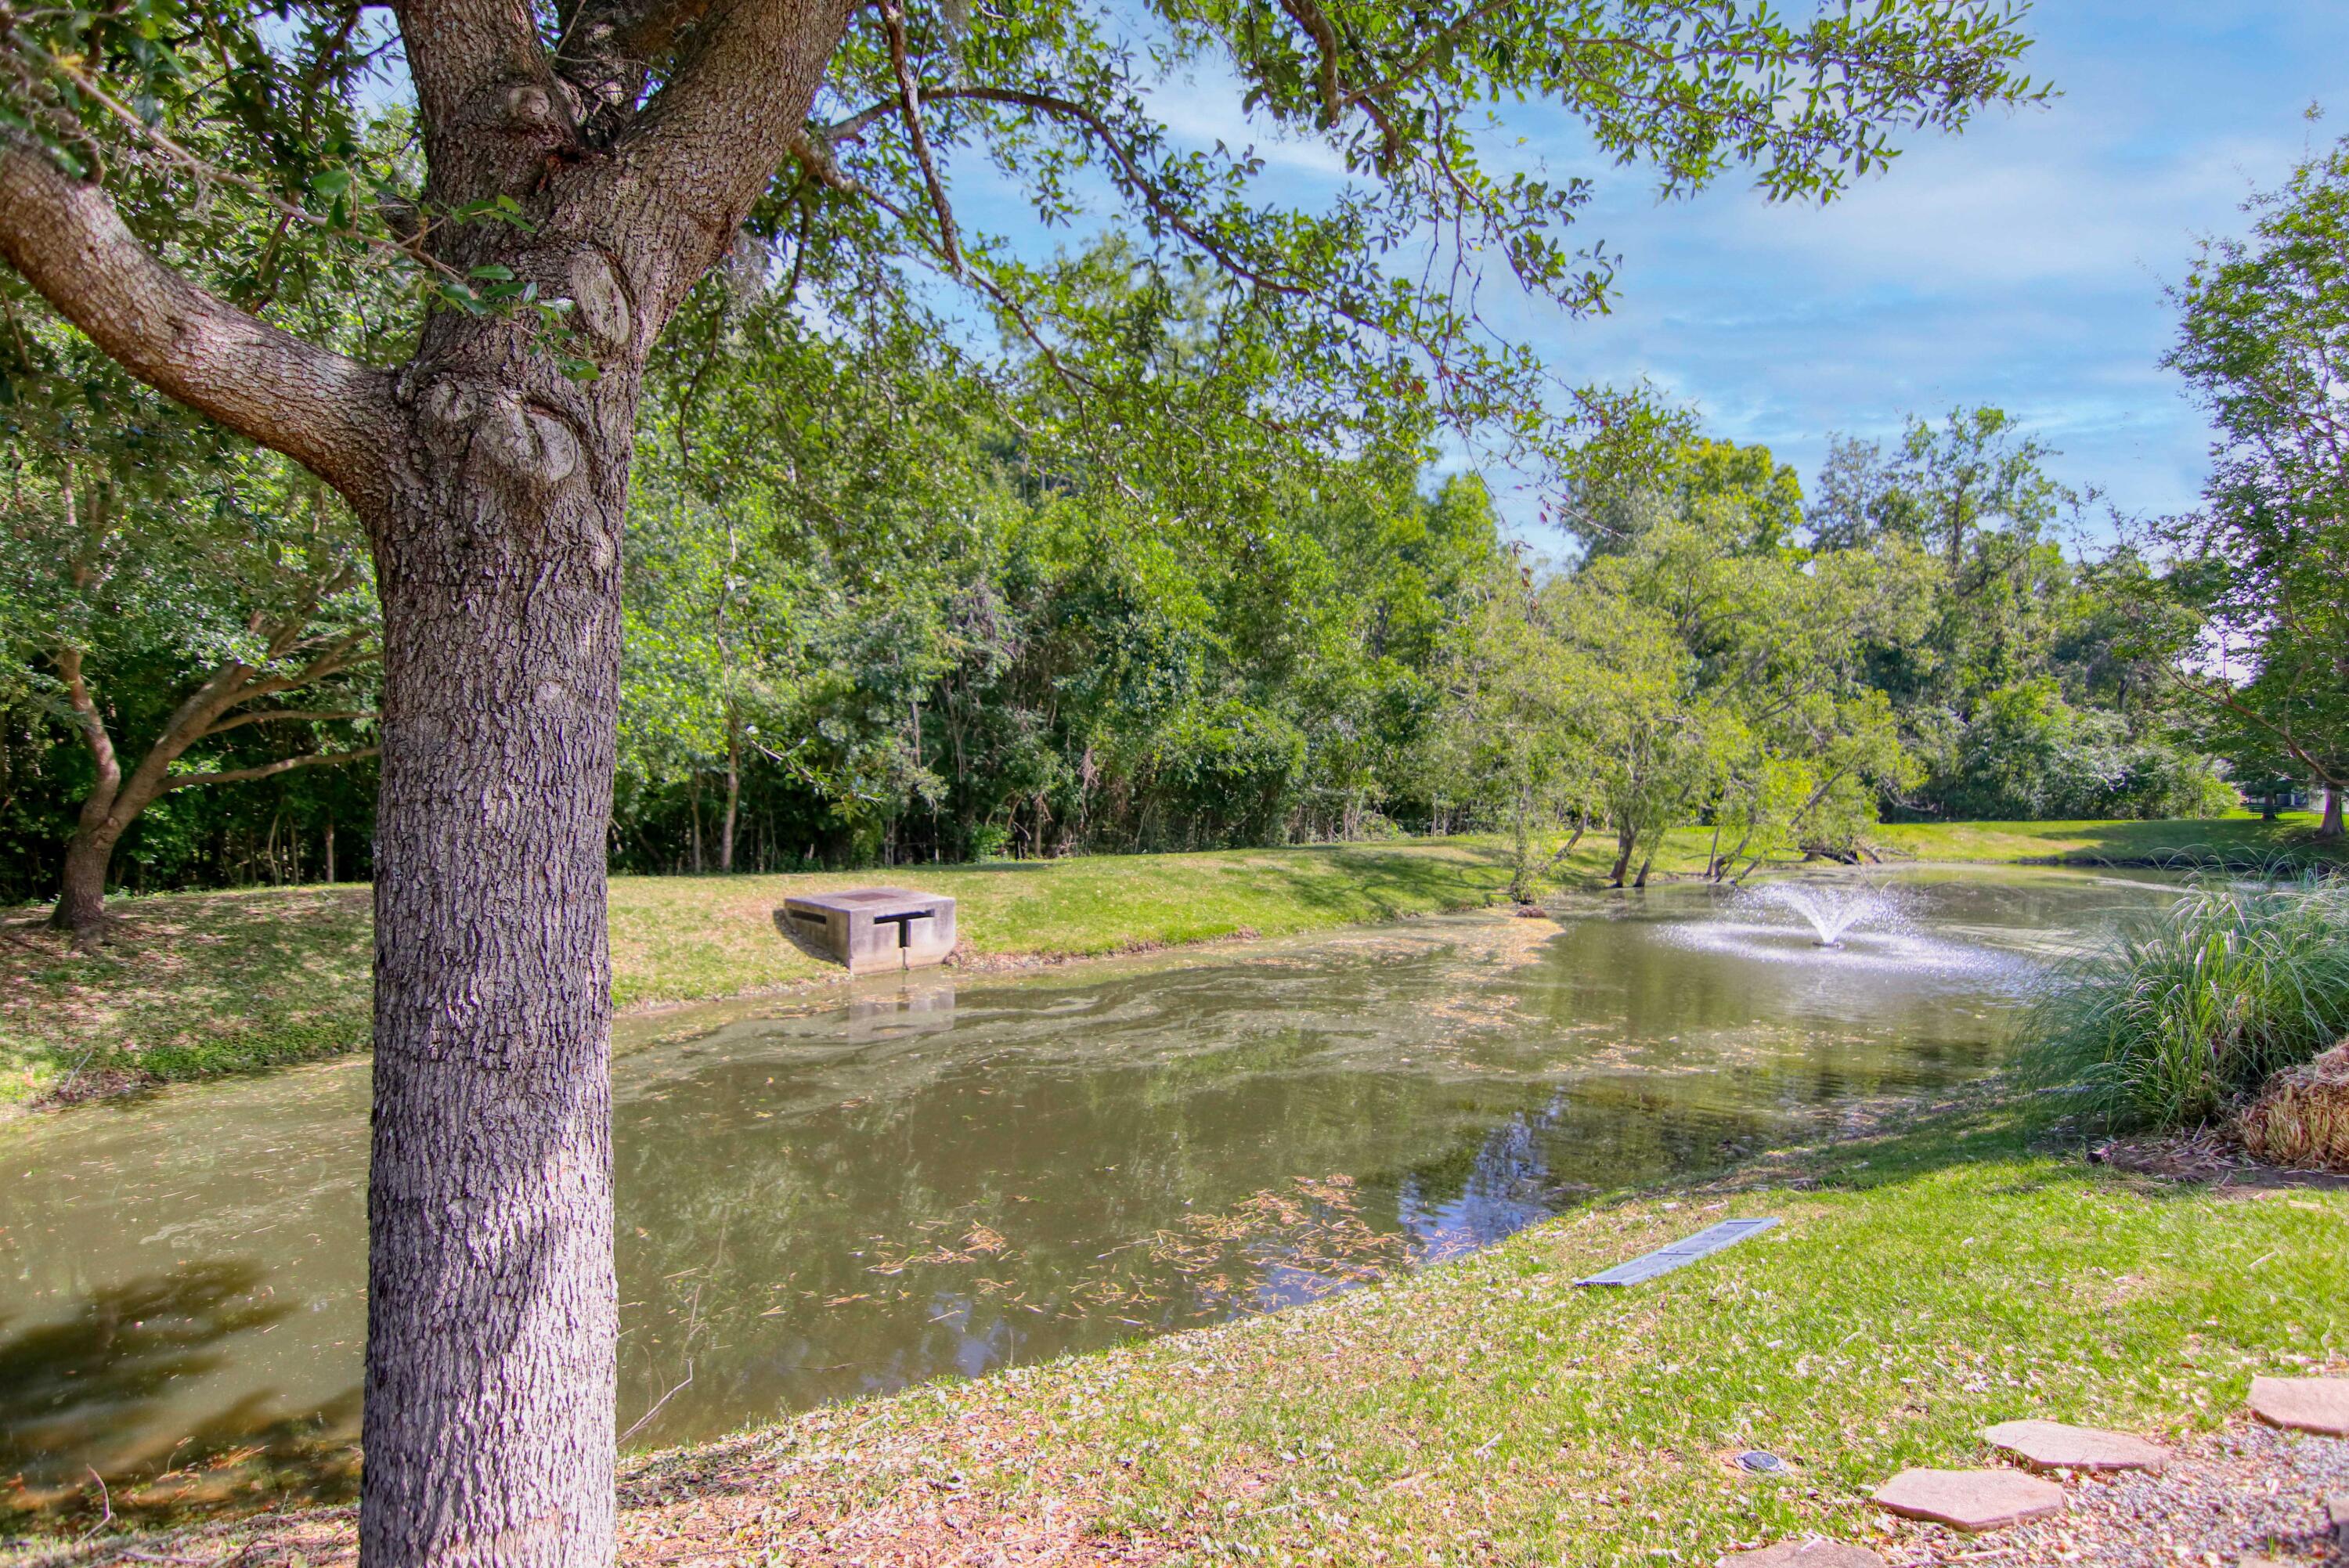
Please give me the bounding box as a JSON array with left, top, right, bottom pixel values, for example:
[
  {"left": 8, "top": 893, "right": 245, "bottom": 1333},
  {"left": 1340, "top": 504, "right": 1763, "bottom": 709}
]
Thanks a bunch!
[
  {"left": 1872, "top": 809, "right": 2335, "bottom": 868},
  {"left": 0, "top": 840, "right": 1520, "bottom": 1109},
  {"left": 22, "top": 1091, "right": 2345, "bottom": 1562},
  {"left": 1, "top": 811, "right": 2335, "bottom": 1111}
]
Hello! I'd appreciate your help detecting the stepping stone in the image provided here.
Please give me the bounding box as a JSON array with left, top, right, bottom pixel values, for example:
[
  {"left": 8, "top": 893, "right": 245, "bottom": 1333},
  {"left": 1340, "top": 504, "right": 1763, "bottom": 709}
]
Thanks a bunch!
[
  {"left": 1717, "top": 1541, "right": 1886, "bottom": 1567},
  {"left": 1983, "top": 1418, "right": 2169, "bottom": 1473},
  {"left": 1871, "top": 1469, "right": 2066, "bottom": 1532},
  {"left": 2246, "top": 1375, "right": 2349, "bottom": 1436},
  {"left": 2327, "top": 1491, "right": 2348, "bottom": 1548}
]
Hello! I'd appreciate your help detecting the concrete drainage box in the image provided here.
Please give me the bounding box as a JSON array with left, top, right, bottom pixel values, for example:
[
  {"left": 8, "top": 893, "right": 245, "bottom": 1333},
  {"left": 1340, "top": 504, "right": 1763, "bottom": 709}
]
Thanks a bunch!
[{"left": 777, "top": 888, "right": 957, "bottom": 975}]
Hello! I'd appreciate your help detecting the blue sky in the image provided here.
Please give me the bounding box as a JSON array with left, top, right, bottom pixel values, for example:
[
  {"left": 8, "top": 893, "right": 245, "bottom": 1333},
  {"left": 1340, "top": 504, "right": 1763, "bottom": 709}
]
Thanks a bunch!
[
  {"left": 1456, "top": 0, "right": 2349, "bottom": 552},
  {"left": 945, "top": 3, "right": 2349, "bottom": 554}
]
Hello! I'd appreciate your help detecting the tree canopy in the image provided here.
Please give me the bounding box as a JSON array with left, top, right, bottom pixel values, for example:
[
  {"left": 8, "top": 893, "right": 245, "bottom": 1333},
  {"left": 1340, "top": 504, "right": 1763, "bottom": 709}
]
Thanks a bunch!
[
  {"left": 1, "top": 1, "right": 2062, "bottom": 1562},
  {"left": 2152, "top": 133, "right": 2349, "bottom": 836}
]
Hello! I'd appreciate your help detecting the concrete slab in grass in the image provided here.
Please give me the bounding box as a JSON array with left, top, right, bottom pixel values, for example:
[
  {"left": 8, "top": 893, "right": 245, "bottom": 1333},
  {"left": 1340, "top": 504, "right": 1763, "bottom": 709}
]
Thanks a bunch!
[
  {"left": 778, "top": 888, "right": 957, "bottom": 975},
  {"left": 1575, "top": 1217, "right": 1780, "bottom": 1286},
  {"left": 1983, "top": 1419, "right": 2169, "bottom": 1473},
  {"left": 1871, "top": 1469, "right": 2065, "bottom": 1532}
]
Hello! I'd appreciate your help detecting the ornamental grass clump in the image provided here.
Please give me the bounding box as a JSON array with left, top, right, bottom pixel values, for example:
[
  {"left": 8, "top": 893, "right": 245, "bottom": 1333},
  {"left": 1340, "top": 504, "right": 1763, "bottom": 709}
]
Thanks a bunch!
[{"left": 2018, "top": 871, "right": 2349, "bottom": 1132}]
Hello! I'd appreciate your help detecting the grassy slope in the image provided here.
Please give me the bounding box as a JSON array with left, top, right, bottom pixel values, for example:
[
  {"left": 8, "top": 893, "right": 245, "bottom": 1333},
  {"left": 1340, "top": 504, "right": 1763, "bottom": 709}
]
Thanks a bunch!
[
  {"left": 621, "top": 1098, "right": 2349, "bottom": 1566},
  {"left": 0, "top": 840, "right": 1521, "bottom": 1106},
  {"left": 24, "top": 1097, "right": 2341, "bottom": 1559},
  {"left": 1872, "top": 809, "right": 2333, "bottom": 867},
  {"left": 1, "top": 811, "right": 2333, "bottom": 1108}
]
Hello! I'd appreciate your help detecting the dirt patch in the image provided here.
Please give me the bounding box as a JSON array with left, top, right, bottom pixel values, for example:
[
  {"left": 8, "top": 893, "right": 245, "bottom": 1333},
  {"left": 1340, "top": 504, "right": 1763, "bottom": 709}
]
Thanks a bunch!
[
  {"left": 27, "top": 1063, "right": 159, "bottom": 1108},
  {"left": 31, "top": 1405, "right": 1185, "bottom": 1568},
  {"left": 2091, "top": 1128, "right": 2349, "bottom": 1194}
]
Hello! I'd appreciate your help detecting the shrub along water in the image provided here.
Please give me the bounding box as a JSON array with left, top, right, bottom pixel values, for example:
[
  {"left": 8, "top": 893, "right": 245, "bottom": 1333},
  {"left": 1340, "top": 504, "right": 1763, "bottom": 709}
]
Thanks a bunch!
[{"left": 2019, "top": 868, "right": 2349, "bottom": 1131}]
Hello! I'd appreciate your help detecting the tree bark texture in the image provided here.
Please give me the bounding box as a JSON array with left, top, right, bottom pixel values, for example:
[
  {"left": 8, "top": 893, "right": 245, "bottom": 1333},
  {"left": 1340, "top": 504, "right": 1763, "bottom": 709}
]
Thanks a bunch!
[
  {"left": 2322, "top": 784, "right": 2344, "bottom": 842},
  {"left": 362, "top": 376, "right": 630, "bottom": 1563},
  {"left": 345, "top": 6, "right": 852, "bottom": 1559}
]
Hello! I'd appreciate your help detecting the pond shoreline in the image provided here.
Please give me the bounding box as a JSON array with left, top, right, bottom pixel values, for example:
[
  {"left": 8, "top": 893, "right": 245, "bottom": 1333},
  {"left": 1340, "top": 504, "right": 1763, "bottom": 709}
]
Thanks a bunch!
[
  {"left": 10, "top": 1085, "right": 2342, "bottom": 1564},
  {"left": 3, "top": 816, "right": 2329, "bottom": 1115}
]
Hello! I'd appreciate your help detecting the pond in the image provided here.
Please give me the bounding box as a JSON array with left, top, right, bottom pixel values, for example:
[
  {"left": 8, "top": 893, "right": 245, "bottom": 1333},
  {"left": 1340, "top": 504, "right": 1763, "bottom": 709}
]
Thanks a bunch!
[{"left": 0, "top": 867, "right": 2177, "bottom": 1519}]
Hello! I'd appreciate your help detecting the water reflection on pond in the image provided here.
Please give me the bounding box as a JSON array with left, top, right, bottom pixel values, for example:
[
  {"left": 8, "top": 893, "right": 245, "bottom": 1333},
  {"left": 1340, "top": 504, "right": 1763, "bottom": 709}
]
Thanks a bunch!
[{"left": 0, "top": 867, "right": 2174, "bottom": 1520}]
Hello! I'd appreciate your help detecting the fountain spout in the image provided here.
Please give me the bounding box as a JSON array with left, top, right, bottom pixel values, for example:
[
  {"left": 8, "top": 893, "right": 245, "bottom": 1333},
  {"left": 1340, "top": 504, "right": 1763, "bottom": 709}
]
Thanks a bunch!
[{"left": 1752, "top": 884, "right": 1890, "bottom": 948}]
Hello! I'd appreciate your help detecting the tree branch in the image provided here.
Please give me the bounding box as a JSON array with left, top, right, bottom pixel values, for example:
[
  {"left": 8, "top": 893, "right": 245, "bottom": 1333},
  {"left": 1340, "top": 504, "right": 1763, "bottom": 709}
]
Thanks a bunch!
[
  {"left": 0, "top": 132, "right": 400, "bottom": 508},
  {"left": 56, "top": 646, "right": 124, "bottom": 820},
  {"left": 847, "top": 85, "right": 1330, "bottom": 311},
  {"left": 602, "top": 0, "right": 856, "bottom": 329},
  {"left": 164, "top": 747, "right": 382, "bottom": 792},
  {"left": 877, "top": 0, "right": 960, "bottom": 272},
  {"left": 201, "top": 708, "right": 377, "bottom": 738},
  {"left": 1273, "top": 0, "right": 1404, "bottom": 165},
  {"left": 2155, "top": 659, "right": 2347, "bottom": 789},
  {"left": 551, "top": 0, "right": 716, "bottom": 143}
]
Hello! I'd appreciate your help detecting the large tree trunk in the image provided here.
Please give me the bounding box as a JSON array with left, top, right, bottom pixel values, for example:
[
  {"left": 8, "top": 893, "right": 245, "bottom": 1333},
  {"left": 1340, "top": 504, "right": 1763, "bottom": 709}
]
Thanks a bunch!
[
  {"left": 361, "top": 363, "right": 632, "bottom": 1566},
  {"left": 2321, "top": 784, "right": 2344, "bottom": 842},
  {"left": 50, "top": 822, "right": 120, "bottom": 938},
  {"left": 0, "top": 9, "right": 846, "bottom": 1562}
]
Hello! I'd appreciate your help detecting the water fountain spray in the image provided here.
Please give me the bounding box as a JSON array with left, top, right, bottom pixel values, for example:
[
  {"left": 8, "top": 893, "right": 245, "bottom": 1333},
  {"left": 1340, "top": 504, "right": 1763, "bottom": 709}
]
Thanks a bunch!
[{"left": 1750, "top": 884, "right": 1896, "bottom": 948}]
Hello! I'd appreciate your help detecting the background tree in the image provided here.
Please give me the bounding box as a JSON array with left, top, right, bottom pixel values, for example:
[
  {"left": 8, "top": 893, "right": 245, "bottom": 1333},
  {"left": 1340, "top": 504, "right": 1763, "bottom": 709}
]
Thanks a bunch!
[
  {"left": 1806, "top": 409, "right": 2226, "bottom": 823},
  {"left": 0, "top": 305, "right": 378, "bottom": 938},
  {"left": 0, "top": 2, "right": 2044, "bottom": 1559},
  {"left": 2157, "top": 135, "right": 2349, "bottom": 839}
]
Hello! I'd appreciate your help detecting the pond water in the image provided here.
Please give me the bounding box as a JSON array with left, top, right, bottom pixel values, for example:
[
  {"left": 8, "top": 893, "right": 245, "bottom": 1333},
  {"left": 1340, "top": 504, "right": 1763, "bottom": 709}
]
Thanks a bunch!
[{"left": 0, "top": 867, "right": 2178, "bottom": 1517}]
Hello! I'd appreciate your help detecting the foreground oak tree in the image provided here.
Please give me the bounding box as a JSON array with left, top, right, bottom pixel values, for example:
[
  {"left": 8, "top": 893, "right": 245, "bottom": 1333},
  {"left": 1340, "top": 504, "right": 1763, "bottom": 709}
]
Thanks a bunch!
[{"left": 0, "top": 2, "right": 2040, "bottom": 1561}]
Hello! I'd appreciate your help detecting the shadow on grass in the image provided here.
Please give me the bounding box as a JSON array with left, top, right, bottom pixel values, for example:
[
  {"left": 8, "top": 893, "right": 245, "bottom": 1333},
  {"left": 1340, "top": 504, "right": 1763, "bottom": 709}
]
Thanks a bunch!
[
  {"left": 1221, "top": 843, "right": 1517, "bottom": 926},
  {"left": 1939, "top": 818, "right": 2344, "bottom": 873},
  {"left": 1687, "top": 1076, "right": 2340, "bottom": 1213},
  {"left": 0, "top": 1262, "right": 360, "bottom": 1530}
]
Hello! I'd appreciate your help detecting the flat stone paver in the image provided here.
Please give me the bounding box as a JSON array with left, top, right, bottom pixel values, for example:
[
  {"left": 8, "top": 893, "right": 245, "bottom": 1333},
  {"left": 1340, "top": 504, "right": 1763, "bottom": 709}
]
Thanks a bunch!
[
  {"left": 1871, "top": 1468, "right": 2066, "bottom": 1532},
  {"left": 1983, "top": 1418, "right": 2170, "bottom": 1473},
  {"left": 2246, "top": 1375, "right": 2349, "bottom": 1436},
  {"left": 1717, "top": 1541, "right": 1886, "bottom": 1567}
]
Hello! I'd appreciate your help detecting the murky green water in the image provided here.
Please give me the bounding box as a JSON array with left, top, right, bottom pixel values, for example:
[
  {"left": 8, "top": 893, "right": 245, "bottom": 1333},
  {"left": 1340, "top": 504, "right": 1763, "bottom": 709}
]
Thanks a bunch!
[{"left": 0, "top": 867, "right": 2178, "bottom": 1517}]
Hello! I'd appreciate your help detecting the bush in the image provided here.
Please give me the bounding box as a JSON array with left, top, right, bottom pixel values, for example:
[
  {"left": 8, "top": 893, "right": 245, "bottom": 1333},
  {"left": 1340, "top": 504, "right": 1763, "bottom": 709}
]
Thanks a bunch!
[
  {"left": 2017, "top": 870, "right": 2349, "bottom": 1131},
  {"left": 1922, "top": 680, "right": 2233, "bottom": 822}
]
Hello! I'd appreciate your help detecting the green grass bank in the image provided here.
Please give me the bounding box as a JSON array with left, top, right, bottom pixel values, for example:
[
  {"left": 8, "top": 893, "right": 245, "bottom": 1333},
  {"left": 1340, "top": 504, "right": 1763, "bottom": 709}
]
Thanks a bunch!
[
  {"left": 1870, "top": 809, "right": 2336, "bottom": 867},
  {"left": 601, "top": 1096, "right": 2347, "bottom": 1565},
  {"left": 0, "top": 839, "right": 1516, "bottom": 1108},
  {"left": 20, "top": 1093, "right": 2345, "bottom": 1560},
  {"left": 1, "top": 812, "right": 2333, "bottom": 1110}
]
